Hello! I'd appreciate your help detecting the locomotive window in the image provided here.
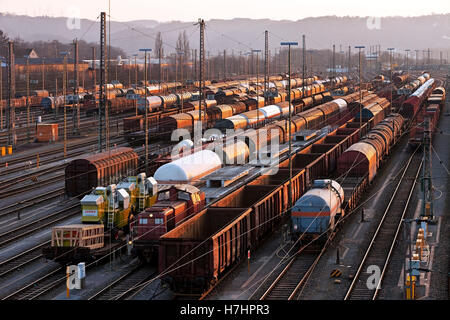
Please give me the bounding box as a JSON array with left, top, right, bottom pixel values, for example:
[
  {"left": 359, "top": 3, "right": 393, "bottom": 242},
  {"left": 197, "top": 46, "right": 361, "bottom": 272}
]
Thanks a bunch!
[
  {"left": 178, "top": 191, "right": 191, "bottom": 201},
  {"left": 139, "top": 218, "right": 148, "bottom": 225},
  {"left": 155, "top": 218, "right": 164, "bottom": 225},
  {"left": 158, "top": 191, "right": 170, "bottom": 201}
]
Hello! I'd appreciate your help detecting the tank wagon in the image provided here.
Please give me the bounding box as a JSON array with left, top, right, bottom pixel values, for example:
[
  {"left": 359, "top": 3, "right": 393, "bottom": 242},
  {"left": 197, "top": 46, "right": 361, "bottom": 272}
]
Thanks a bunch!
[
  {"left": 65, "top": 147, "right": 139, "bottom": 198},
  {"left": 397, "top": 74, "right": 430, "bottom": 96},
  {"left": 291, "top": 180, "right": 344, "bottom": 242},
  {"left": 41, "top": 96, "right": 65, "bottom": 112}
]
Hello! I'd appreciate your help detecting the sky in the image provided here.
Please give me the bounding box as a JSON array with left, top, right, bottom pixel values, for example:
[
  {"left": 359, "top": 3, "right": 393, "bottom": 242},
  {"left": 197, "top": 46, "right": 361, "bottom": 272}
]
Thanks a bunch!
[{"left": 1, "top": 0, "right": 450, "bottom": 22}]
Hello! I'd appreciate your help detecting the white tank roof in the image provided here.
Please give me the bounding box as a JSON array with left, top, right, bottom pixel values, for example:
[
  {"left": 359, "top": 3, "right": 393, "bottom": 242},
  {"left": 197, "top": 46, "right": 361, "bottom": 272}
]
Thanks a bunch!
[
  {"left": 154, "top": 150, "right": 222, "bottom": 182},
  {"left": 333, "top": 98, "right": 348, "bottom": 112},
  {"left": 295, "top": 180, "right": 344, "bottom": 216},
  {"left": 259, "top": 105, "right": 282, "bottom": 118}
]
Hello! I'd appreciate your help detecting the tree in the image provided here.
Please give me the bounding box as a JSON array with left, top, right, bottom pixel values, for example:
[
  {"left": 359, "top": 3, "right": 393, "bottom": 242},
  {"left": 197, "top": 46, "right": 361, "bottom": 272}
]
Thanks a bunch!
[
  {"left": 155, "top": 32, "right": 164, "bottom": 59},
  {"left": 0, "top": 30, "right": 10, "bottom": 58},
  {"left": 182, "top": 30, "right": 190, "bottom": 60},
  {"left": 176, "top": 32, "right": 183, "bottom": 54}
]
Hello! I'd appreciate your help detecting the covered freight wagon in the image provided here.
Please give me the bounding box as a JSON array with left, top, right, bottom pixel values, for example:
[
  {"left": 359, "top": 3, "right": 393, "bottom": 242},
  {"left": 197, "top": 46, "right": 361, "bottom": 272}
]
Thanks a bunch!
[{"left": 65, "top": 147, "right": 139, "bottom": 198}]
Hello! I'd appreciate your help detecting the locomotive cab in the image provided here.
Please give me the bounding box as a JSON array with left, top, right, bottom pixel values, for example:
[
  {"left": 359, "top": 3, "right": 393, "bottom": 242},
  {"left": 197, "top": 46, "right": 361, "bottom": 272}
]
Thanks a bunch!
[{"left": 131, "top": 184, "right": 205, "bottom": 263}]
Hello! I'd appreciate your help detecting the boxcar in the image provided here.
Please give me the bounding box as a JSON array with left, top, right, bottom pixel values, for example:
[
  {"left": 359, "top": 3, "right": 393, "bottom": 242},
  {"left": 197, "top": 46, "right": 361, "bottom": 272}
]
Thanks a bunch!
[{"left": 65, "top": 147, "right": 139, "bottom": 198}]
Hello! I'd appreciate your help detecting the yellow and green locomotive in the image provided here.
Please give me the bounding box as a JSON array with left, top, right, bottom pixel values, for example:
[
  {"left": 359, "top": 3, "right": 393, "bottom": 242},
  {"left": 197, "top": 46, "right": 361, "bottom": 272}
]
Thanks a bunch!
[{"left": 43, "top": 173, "right": 158, "bottom": 264}]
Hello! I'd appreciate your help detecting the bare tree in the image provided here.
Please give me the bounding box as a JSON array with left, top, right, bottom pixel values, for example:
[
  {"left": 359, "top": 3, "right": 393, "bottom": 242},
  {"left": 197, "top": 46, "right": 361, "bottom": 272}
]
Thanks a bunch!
[
  {"left": 155, "top": 32, "right": 164, "bottom": 59},
  {"left": 176, "top": 32, "right": 183, "bottom": 54},
  {"left": 0, "top": 30, "right": 10, "bottom": 57},
  {"left": 182, "top": 30, "right": 190, "bottom": 59}
]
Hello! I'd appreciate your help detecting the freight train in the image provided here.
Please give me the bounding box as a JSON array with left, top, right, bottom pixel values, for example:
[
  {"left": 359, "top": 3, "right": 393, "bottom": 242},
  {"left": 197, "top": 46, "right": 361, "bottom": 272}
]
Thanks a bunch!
[
  {"left": 132, "top": 82, "right": 349, "bottom": 143},
  {"left": 290, "top": 75, "right": 437, "bottom": 244},
  {"left": 408, "top": 86, "right": 445, "bottom": 148},
  {"left": 399, "top": 78, "right": 436, "bottom": 120},
  {"left": 130, "top": 92, "right": 373, "bottom": 262},
  {"left": 157, "top": 110, "right": 376, "bottom": 293}
]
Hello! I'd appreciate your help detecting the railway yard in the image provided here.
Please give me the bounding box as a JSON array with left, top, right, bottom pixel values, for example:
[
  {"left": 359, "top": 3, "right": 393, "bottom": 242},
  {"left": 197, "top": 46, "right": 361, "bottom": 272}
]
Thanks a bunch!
[{"left": 0, "top": 11, "right": 449, "bottom": 309}]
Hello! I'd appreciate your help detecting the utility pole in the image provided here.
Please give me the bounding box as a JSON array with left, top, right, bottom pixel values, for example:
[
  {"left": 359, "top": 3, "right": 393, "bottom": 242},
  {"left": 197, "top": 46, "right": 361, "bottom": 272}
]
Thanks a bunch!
[
  {"left": 355, "top": 46, "right": 365, "bottom": 138},
  {"left": 207, "top": 51, "right": 211, "bottom": 81},
  {"left": 26, "top": 58, "right": 30, "bottom": 141},
  {"left": 42, "top": 58, "right": 45, "bottom": 91},
  {"left": 223, "top": 49, "right": 226, "bottom": 81},
  {"left": 252, "top": 49, "right": 261, "bottom": 121},
  {"left": 348, "top": 46, "right": 351, "bottom": 79},
  {"left": 175, "top": 53, "right": 178, "bottom": 88},
  {"left": 196, "top": 18, "right": 205, "bottom": 138},
  {"left": 405, "top": 49, "right": 410, "bottom": 72},
  {"left": 159, "top": 48, "right": 162, "bottom": 92},
  {"left": 140, "top": 48, "right": 152, "bottom": 174},
  {"left": 128, "top": 58, "right": 131, "bottom": 86},
  {"left": 99, "top": 12, "right": 106, "bottom": 152},
  {"left": 54, "top": 78, "right": 58, "bottom": 120},
  {"left": 194, "top": 49, "right": 197, "bottom": 85},
  {"left": 422, "top": 117, "right": 433, "bottom": 219},
  {"left": 132, "top": 54, "right": 138, "bottom": 115},
  {"left": 0, "top": 63, "right": 2, "bottom": 130},
  {"left": 388, "top": 48, "right": 395, "bottom": 110},
  {"left": 302, "top": 35, "right": 306, "bottom": 108},
  {"left": 105, "top": 10, "right": 110, "bottom": 152},
  {"left": 73, "top": 39, "right": 80, "bottom": 135},
  {"left": 92, "top": 47, "right": 96, "bottom": 93},
  {"left": 61, "top": 51, "right": 68, "bottom": 158},
  {"left": 180, "top": 51, "right": 184, "bottom": 112},
  {"left": 281, "top": 41, "right": 298, "bottom": 215},
  {"left": 332, "top": 44, "right": 336, "bottom": 85},
  {"left": 415, "top": 49, "right": 419, "bottom": 68},
  {"left": 264, "top": 30, "right": 269, "bottom": 106},
  {"left": 6, "top": 41, "right": 16, "bottom": 147}
]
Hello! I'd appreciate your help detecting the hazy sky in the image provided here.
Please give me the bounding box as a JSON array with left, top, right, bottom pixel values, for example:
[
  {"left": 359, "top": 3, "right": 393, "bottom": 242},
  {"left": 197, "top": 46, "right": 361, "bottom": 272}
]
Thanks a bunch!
[{"left": 1, "top": 0, "right": 450, "bottom": 22}]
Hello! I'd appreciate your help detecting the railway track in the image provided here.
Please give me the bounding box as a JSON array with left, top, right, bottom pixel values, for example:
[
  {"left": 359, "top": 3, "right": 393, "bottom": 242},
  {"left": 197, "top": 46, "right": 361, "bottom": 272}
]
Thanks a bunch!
[
  {"left": 0, "top": 111, "right": 130, "bottom": 146},
  {"left": 1, "top": 266, "right": 66, "bottom": 300},
  {"left": 0, "top": 189, "right": 65, "bottom": 219},
  {"left": 0, "top": 242, "right": 50, "bottom": 278},
  {"left": 88, "top": 265, "right": 156, "bottom": 300},
  {"left": 343, "top": 152, "right": 423, "bottom": 300},
  {"left": 258, "top": 250, "right": 320, "bottom": 300},
  {"left": 0, "top": 134, "right": 126, "bottom": 173},
  {"left": 1, "top": 240, "right": 135, "bottom": 300},
  {"left": 0, "top": 173, "right": 64, "bottom": 199},
  {"left": 0, "top": 203, "right": 80, "bottom": 247}
]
